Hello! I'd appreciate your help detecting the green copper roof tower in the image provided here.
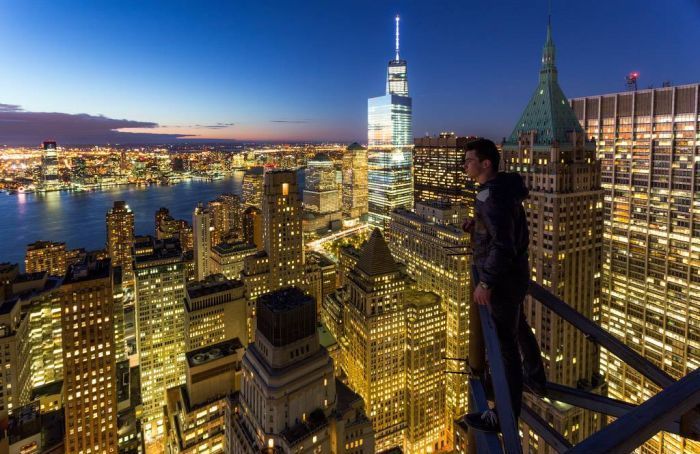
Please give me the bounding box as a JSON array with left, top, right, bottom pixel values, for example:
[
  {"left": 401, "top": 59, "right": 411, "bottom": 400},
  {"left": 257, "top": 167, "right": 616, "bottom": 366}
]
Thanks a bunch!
[{"left": 505, "top": 19, "right": 583, "bottom": 145}]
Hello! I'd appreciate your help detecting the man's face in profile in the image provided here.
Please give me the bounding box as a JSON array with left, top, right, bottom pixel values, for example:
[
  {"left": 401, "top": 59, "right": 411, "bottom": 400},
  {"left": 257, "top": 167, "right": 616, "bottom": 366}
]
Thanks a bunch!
[{"left": 464, "top": 150, "right": 486, "bottom": 181}]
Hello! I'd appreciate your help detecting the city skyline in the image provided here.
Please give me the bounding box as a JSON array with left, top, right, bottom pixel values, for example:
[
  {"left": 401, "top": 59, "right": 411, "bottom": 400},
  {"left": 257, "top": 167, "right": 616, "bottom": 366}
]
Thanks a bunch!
[{"left": 1, "top": 0, "right": 699, "bottom": 144}]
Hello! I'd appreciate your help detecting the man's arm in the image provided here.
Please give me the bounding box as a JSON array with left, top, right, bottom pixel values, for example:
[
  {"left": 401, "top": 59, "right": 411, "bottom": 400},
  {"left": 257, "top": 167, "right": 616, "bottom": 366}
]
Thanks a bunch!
[{"left": 479, "top": 194, "right": 517, "bottom": 287}]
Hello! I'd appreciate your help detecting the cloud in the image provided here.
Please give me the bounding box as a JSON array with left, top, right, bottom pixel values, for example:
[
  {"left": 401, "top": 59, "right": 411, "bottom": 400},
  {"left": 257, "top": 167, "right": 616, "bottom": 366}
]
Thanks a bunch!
[
  {"left": 0, "top": 103, "right": 234, "bottom": 145},
  {"left": 194, "top": 122, "right": 236, "bottom": 129},
  {"left": 270, "top": 119, "right": 311, "bottom": 124}
]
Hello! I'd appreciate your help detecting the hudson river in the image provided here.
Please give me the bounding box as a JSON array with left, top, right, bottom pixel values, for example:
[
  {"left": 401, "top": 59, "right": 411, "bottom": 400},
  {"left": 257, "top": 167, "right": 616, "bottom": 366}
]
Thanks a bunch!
[{"left": 0, "top": 172, "right": 246, "bottom": 267}]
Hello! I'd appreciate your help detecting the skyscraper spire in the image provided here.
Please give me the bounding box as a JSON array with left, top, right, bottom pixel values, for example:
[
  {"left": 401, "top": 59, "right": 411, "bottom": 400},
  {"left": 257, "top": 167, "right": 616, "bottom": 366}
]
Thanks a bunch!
[
  {"left": 541, "top": 14, "right": 556, "bottom": 80},
  {"left": 395, "top": 15, "right": 400, "bottom": 61}
]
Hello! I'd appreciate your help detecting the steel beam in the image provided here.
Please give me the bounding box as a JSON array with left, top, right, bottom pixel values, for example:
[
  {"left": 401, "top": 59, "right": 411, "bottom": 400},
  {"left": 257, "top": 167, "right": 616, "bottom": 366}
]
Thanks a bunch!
[
  {"left": 568, "top": 367, "right": 700, "bottom": 453},
  {"left": 468, "top": 377, "right": 505, "bottom": 454},
  {"left": 520, "top": 405, "right": 572, "bottom": 453}
]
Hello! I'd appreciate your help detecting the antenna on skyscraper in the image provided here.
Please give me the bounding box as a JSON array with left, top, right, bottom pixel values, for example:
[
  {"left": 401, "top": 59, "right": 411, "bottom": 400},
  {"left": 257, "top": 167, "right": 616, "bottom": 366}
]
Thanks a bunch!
[{"left": 395, "top": 15, "right": 400, "bottom": 61}]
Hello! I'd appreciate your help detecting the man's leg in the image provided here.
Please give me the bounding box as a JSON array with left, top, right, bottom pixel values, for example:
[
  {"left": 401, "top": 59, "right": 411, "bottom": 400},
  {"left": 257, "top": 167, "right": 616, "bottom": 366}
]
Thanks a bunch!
[
  {"left": 489, "top": 294, "right": 523, "bottom": 418},
  {"left": 519, "top": 306, "right": 547, "bottom": 392}
]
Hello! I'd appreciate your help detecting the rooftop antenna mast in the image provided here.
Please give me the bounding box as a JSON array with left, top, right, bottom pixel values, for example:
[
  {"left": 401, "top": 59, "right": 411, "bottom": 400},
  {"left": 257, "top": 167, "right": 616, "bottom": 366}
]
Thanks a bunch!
[{"left": 395, "top": 15, "right": 400, "bottom": 61}]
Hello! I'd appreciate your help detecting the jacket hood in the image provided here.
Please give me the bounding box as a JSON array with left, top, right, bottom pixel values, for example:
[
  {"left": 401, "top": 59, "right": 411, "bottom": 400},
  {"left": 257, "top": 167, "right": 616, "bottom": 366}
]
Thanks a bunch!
[{"left": 484, "top": 172, "right": 529, "bottom": 201}]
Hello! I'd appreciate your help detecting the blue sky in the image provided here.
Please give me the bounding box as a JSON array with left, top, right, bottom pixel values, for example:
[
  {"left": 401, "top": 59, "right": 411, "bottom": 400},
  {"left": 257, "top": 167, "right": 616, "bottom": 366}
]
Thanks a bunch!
[{"left": 1, "top": 0, "right": 699, "bottom": 144}]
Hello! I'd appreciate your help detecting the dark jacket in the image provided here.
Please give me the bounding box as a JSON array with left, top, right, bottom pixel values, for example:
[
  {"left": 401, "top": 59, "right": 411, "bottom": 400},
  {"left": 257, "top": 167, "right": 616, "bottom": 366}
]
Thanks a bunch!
[{"left": 472, "top": 172, "right": 529, "bottom": 287}]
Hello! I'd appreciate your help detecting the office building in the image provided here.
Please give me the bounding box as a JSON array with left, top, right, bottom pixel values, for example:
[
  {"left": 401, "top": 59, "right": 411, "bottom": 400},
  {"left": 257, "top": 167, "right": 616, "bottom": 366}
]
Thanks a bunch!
[
  {"left": 571, "top": 83, "right": 700, "bottom": 453},
  {"left": 133, "top": 238, "right": 187, "bottom": 442},
  {"left": 184, "top": 274, "right": 247, "bottom": 351},
  {"left": 413, "top": 133, "right": 475, "bottom": 205},
  {"left": 106, "top": 201, "right": 135, "bottom": 285},
  {"left": 24, "top": 241, "right": 67, "bottom": 277},
  {"left": 40, "top": 141, "right": 60, "bottom": 191},
  {"left": 405, "top": 290, "right": 447, "bottom": 453},
  {"left": 303, "top": 153, "right": 342, "bottom": 233},
  {"left": 232, "top": 287, "right": 375, "bottom": 453},
  {"left": 193, "top": 203, "right": 213, "bottom": 281},
  {"left": 342, "top": 229, "right": 408, "bottom": 451},
  {"left": 500, "top": 21, "right": 604, "bottom": 449},
  {"left": 242, "top": 206, "right": 263, "bottom": 251},
  {"left": 304, "top": 251, "right": 336, "bottom": 319},
  {"left": 367, "top": 16, "right": 413, "bottom": 228},
  {"left": 387, "top": 201, "right": 470, "bottom": 445},
  {"left": 342, "top": 142, "right": 369, "bottom": 223},
  {"left": 210, "top": 241, "right": 258, "bottom": 280},
  {"left": 165, "top": 338, "right": 244, "bottom": 454},
  {"left": 60, "top": 256, "right": 118, "bottom": 453},
  {"left": 242, "top": 166, "right": 265, "bottom": 209}
]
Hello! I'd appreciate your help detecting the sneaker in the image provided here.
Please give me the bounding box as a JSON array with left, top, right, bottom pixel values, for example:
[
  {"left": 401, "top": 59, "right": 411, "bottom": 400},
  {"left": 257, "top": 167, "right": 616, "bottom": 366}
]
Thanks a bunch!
[
  {"left": 524, "top": 379, "right": 548, "bottom": 398},
  {"left": 464, "top": 409, "right": 500, "bottom": 433}
]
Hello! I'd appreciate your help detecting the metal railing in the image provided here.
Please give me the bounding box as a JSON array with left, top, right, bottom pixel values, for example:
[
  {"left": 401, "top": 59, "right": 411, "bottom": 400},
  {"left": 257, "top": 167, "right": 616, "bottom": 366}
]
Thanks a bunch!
[{"left": 463, "top": 281, "right": 700, "bottom": 454}]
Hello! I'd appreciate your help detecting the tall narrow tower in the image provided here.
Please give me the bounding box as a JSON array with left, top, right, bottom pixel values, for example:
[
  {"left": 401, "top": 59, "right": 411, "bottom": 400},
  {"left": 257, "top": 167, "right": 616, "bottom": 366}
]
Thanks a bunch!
[
  {"left": 106, "top": 201, "right": 135, "bottom": 285},
  {"left": 193, "top": 203, "right": 212, "bottom": 281},
  {"left": 367, "top": 15, "right": 413, "bottom": 228},
  {"left": 501, "top": 19, "right": 604, "bottom": 450}
]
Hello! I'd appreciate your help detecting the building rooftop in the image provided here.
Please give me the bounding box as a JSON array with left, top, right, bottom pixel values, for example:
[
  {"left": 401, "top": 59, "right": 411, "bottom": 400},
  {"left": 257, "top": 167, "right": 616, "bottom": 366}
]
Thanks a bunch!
[
  {"left": 186, "top": 337, "right": 243, "bottom": 368},
  {"left": 356, "top": 229, "right": 399, "bottom": 276},
  {"left": 212, "top": 241, "right": 257, "bottom": 255},
  {"left": 245, "top": 166, "right": 265, "bottom": 176},
  {"left": 30, "top": 380, "right": 63, "bottom": 400},
  {"left": 310, "top": 152, "right": 331, "bottom": 162},
  {"left": 63, "top": 256, "right": 110, "bottom": 284},
  {"left": 317, "top": 324, "right": 337, "bottom": 349},
  {"left": 505, "top": 23, "right": 583, "bottom": 146},
  {"left": 186, "top": 274, "right": 244, "bottom": 300},
  {"left": 257, "top": 287, "right": 313, "bottom": 313},
  {"left": 279, "top": 408, "right": 328, "bottom": 446},
  {"left": 346, "top": 142, "right": 366, "bottom": 151}
]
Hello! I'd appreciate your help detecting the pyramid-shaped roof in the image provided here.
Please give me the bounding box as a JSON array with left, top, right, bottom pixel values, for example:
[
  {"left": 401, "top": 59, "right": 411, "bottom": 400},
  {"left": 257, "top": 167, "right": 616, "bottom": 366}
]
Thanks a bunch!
[
  {"left": 356, "top": 228, "right": 399, "bottom": 276},
  {"left": 506, "top": 22, "right": 583, "bottom": 146}
]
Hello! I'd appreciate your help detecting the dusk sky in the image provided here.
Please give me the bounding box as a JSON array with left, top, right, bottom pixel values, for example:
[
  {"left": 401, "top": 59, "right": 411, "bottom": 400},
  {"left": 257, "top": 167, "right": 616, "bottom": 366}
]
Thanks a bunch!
[{"left": 1, "top": 0, "right": 699, "bottom": 144}]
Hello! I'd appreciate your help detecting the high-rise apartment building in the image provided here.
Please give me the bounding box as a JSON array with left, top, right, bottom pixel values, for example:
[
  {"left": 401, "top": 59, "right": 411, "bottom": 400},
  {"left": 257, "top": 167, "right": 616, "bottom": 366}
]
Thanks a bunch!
[
  {"left": 262, "top": 170, "right": 304, "bottom": 290},
  {"left": 501, "top": 22, "right": 604, "bottom": 450},
  {"left": 571, "top": 83, "right": 700, "bottom": 453},
  {"left": 342, "top": 229, "right": 408, "bottom": 451},
  {"left": 367, "top": 16, "right": 413, "bottom": 228},
  {"left": 25, "top": 241, "right": 67, "bottom": 277},
  {"left": 133, "top": 238, "right": 187, "bottom": 441},
  {"left": 41, "top": 141, "right": 60, "bottom": 191},
  {"left": 413, "top": 133, "right": 475, "bottom": 205},
  {"left": 193, "top": 203, "right": 212, "bottom": 281},
  {"left": 184, "top": 274, "right": 247, "bottom": 351},
  {"left": 342, "top": 142, "right": 369, "bottom": 222},
  {"left": 106, "top": 201, "right": 135, "bottom": 285},
  {"left": 232, "top": 287, "right": 375, "bottom": 453},
  {"left": 387, "top": 201, "right": 470, "bottom": 446},
  {"left": 60, "top": 256, "right": 118, "bottom": 453},
  {"left": 242, "top": 206, "right": 263, "bottom": 250},
  {"left": 242, "top": 166, "right": 265, "bottom": 209}
]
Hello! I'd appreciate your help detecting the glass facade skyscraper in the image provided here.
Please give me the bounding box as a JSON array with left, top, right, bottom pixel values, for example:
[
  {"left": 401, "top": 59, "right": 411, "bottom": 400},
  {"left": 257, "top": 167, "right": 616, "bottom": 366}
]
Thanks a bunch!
[{"left": 368, "top": 16, "right": 413, "bottom": 228}]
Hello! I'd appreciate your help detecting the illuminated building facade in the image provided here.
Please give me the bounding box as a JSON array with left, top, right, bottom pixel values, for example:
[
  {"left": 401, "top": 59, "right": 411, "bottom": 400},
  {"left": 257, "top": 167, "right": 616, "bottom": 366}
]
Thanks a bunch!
[
  {"left": 210, "top": 241, "right": 258, "bottom": 280},
  {"left": 60, "top": 257, "right": 118, "bottom": 453},
  {"left": 304, "top": 153, "right": 340, "bottom": 213},
  {"left": 262, "top": 170, "right": 304, "bottom": 290},
  {"left": 242, "top": 166, "right": 265, "bottom": 209},
  {"left": 342, "top": 142, "right": 369, "bottom": 222},
  {"left": 570, "top": 82, "right": 700, "bottom": 453},
  {"left": 165, "top": 338, "right": 244, "bottom": 454},
  {"left": 232, "top": 287, "right": 374, "bottom": 453},
  {"left": 405, "top": 290, "right": 447, "bottom": 453},
  {"left": 342, "top": 229, "right": 407, "bottom": 451},
  {"left": 133, "top": 238, "right": 186, "bottom": 441},
  {"left": 387, "top": 201, "right": 470, "bottom": 446},
  {"left": 242, "top": 206, "right": 263, "bottom": 251},
  {"left": 24, "top": 241, "right": 67, "bottom": 277},
  {"left": 367, "top": 16, "right": 413, "bottom": 228},
  {"left": 303, "top": 251, "right": 336, "bottom": 320},
  {"left": 184, "top": 274, "right": 247, "bottom": 351},
  {"left": 41, "top": 141, "right": 60, "bottom": 191},
  {"left": 413, "top": 133, "right": 475, "bottom": 205},
  {"left": 106, "top": 201, "right": 135, "bottom": 285},
  {"left": 501, "top": 22, "right": 604, "bottom": 450},
  {"left": 193, "top": 203, "right": 212, "bottom": 281}
]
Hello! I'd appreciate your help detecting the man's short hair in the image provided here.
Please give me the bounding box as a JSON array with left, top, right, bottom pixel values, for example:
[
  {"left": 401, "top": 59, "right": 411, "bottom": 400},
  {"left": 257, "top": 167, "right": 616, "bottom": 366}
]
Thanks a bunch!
[{"left": 465, "top": 138, "right": 500, "bottom": 170}]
